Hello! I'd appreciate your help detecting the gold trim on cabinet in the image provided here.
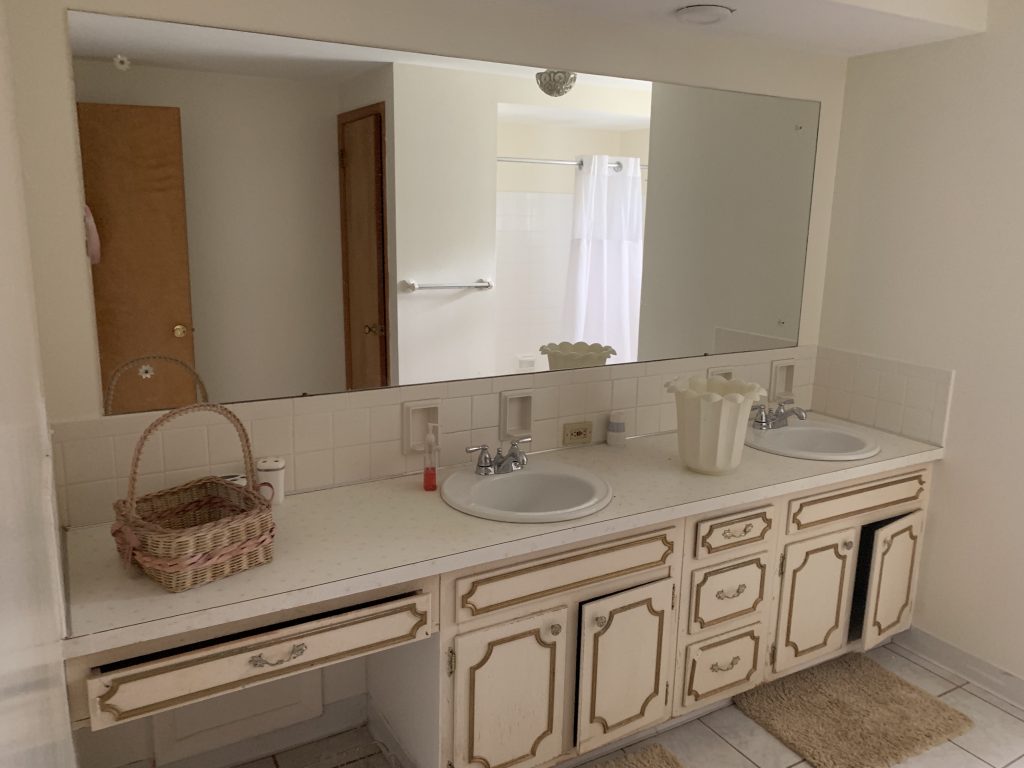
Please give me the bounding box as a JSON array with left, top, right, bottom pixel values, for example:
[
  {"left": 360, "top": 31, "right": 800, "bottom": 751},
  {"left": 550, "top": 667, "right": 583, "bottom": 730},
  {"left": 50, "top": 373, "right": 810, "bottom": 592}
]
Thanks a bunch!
[
  {"left": 698, "top": 509, "right": 773, "bottom": 557},
  {"left": 790, "top": 473, "right": 925, "bottom": 531},
  {"left": 784, "top": 544, "right": 848, "bottom": 658},
  {"left": 467, "top": 628, "right": 557, "bottom": 768},
  {"left": 692, "top": 556, "right": 767, "bottom": 630},
  {"left": 460, "top": 532, "right": 674, "bottom": 617},
  {"left": 96, "top": 600, "right": 428, "bottom": 722},
  {"left": 686, "top": 629, "right": 760, "bottom": 703},
  {"left": 589, "top": 598, "right": 664, "bottom": 734},
  {"left": 872, "top": 522, "right": 919, "bottom": 636}
]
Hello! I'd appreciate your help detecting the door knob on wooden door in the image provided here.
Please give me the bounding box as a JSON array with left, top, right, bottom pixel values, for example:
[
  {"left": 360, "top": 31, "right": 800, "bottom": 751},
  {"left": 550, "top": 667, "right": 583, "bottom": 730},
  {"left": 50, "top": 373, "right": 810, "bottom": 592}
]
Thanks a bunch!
[
  {"left": 362, "top": 323, "right": 385, "bottom": 336},
  {"left": 172, "top": 324, "right": 188, "bottom": 338}
]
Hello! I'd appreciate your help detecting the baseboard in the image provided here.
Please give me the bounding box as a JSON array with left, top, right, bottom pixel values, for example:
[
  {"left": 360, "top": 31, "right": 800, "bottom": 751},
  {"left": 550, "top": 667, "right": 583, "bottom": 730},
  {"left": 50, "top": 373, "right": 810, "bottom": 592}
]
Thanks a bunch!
[
  {"left": 895, "top": 628, "right": 1024, "bottom": 708},
  {"left": 367, "top": 700, "right": 416, "bottom": 768},
  {"left": 162, "top": 694, "right": 367, "bottom": 768}
]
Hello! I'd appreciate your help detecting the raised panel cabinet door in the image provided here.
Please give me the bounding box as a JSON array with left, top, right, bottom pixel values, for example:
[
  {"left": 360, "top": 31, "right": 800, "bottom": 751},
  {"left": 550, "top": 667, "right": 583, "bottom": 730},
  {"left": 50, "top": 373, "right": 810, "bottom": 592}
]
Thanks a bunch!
[
  {"left": 453, "top": 607, "right": 569, "bottom": 768},
  {"left": 774, "top": 528, "right": 858, "bottom": 674},
  {"left": 577, "top": 579, "right": 674, "bottom": 753},
  {"left": 863, "top": 510, "right": 925, "bottom": 650}
]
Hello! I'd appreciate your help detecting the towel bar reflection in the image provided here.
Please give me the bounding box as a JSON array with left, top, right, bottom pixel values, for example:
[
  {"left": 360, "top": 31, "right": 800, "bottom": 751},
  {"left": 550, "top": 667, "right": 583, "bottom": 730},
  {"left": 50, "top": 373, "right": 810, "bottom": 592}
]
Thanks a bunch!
[{"left": 401, "top": 278, "right": 494, "bottom": 292}]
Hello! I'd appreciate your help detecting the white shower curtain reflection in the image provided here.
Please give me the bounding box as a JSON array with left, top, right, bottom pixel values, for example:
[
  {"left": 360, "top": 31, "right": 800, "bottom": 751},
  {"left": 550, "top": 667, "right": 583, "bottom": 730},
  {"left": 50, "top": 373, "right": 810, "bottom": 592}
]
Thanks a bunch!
[{"left": 564, "top": 155, "right": 644, "bottom": 363}]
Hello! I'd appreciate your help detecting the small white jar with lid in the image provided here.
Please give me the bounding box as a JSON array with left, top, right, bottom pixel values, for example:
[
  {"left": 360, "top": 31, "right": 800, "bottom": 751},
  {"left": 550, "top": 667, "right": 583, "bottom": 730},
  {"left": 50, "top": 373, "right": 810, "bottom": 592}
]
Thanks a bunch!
[{"left": 256, "top": 457, "right": 286, "bottom": 506}]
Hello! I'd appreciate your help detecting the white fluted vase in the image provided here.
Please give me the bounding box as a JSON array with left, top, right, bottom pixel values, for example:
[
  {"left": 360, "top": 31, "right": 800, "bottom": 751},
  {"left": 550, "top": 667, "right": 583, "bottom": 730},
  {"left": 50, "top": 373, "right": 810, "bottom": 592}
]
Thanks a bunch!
[{"left": 667, "top": 376, "right": 766, "bottom": 475}]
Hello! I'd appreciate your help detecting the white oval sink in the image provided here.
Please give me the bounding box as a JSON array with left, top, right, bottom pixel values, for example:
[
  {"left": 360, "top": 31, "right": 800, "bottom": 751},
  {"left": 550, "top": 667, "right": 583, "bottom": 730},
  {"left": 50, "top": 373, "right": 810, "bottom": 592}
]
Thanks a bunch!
[
  {"left": 745, "top": 421, "right": 880, "bottom": 461},
  {"left": 441, "top": 462, "right": 612, "bottom": 523}
]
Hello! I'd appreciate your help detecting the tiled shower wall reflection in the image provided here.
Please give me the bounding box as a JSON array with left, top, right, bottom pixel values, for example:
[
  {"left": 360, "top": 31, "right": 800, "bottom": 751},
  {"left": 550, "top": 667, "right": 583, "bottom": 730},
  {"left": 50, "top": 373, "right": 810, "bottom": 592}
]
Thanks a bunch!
[
  {"left": 495, "top": 191, "right": 574, "bottom": 373},
  {"left": 51, "top": 345, "right": 952, "bottom": 529}
]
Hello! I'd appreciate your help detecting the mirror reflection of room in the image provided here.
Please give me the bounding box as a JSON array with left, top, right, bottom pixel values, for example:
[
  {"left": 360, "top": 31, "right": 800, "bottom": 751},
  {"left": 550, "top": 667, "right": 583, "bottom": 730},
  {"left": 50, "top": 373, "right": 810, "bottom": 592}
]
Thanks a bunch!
[{"left": 68, "top": 14, "right": 818, "bottom": 414}]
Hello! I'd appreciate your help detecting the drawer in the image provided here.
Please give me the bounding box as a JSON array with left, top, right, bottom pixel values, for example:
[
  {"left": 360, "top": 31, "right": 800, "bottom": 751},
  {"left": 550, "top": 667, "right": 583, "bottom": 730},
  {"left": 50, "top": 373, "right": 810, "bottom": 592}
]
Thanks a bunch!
[
  {"left": 681, "top": 624, "right": 763, "bottom": 708},
  {"left": 689, "top": 553, "right": 768, "bottom": 633},
  {"left": 454, "top": 529, "right": 676, "bottom": 622},
  {"left": 788, "top": 470, "right": 927, "bottom": 534},
  {"left": 86, "top": 593, "right": 431, "bottom": 729},
  {"left": 695, "top": 506, "right": 774, "bottom": 560}
]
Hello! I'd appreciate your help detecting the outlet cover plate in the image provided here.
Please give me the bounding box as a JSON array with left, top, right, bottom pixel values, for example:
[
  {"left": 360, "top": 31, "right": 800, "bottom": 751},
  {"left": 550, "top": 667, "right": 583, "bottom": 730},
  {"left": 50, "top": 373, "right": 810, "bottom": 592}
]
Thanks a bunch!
[{"left": 562, "top": 421, "right": 593, "bottom": 447}]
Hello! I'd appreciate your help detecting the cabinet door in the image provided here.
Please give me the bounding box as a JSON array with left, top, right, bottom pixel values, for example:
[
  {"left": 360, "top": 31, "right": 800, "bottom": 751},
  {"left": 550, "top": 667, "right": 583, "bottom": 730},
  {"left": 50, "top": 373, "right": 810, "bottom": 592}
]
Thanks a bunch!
[
  {"left": 577, "top": 579, "right": 673, "bottom": 753},
  {"left": 453, "top": 607, "right": 568, "bottom": 768},
  {"left": 774, "top": 529, "right": 857, "bottom": 674},
  {"left": 863, "top": 511, "right": 925, "bottom": 650}
]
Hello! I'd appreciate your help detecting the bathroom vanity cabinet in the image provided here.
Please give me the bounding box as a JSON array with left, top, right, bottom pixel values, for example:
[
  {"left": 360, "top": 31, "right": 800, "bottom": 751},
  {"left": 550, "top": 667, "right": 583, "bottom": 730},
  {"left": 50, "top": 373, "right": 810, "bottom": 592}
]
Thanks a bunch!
[{"left": 63, "top": 441, "right": 934, "bottom": 768}]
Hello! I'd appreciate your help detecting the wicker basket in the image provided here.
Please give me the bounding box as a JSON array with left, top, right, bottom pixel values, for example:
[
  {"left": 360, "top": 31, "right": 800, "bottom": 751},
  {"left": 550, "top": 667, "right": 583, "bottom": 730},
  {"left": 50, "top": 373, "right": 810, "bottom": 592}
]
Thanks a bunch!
[{"left": 111, "top": 403, "right": 275, "bottom": 593}]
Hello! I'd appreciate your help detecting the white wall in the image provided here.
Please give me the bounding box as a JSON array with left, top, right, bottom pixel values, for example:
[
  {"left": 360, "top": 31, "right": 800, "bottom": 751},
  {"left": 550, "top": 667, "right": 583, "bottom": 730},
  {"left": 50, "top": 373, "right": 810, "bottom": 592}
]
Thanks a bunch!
[
  {"left": 0, "top": 5, "right": 76, "bottom": 767},
  {"left": 72, "top": 59, "right": 346, "bottom": 404},
  {"left": 1, "top": 0, "right": 847, "bottom": 420},
  {"left": 820, "top": 0, "right": 1023, "bottom": 678},
  {"left": 638, "top": 84, "right": 819, "bottom": 360}
]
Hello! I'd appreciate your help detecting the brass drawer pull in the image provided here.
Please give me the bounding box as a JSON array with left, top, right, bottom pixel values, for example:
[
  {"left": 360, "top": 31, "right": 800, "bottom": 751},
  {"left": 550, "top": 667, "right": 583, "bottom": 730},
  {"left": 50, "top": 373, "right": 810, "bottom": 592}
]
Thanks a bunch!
[
  {"left": 711, "top": 655, "right": 742, "bottom": 673},
  {"left": 248, "top": 643, "right": 307, "bottom": 668},
  {"left": 722, "top": 523, "right": 754, "bottom": 540},
  {"left": 715, "top": 584, "right": 747, "bottom": 601}
]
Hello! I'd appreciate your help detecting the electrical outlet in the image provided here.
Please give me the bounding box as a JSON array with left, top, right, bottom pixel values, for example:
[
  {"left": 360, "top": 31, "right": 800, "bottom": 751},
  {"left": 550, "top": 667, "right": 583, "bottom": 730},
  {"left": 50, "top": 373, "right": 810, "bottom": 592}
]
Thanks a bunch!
[{"left": 562, "top": 421, "right": 593, "bottom": 447}]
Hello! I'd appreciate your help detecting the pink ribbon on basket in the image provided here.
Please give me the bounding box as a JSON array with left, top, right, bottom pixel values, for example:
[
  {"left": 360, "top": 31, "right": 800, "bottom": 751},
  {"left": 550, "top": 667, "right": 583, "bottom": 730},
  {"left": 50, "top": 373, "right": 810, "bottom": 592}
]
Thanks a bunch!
[{"left": 112, "top": 522, "right": 276, "bottom": 574}]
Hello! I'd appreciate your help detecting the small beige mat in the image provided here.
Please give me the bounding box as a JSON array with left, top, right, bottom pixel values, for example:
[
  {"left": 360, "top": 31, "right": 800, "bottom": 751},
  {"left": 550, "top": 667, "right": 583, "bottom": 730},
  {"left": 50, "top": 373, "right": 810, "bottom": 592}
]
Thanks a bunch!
[
  {"left": 735, "top": 653, "right": 972, "bottom": 768},
  {"left": 597, "top": 744, "right": 684, "bottom": 768}
]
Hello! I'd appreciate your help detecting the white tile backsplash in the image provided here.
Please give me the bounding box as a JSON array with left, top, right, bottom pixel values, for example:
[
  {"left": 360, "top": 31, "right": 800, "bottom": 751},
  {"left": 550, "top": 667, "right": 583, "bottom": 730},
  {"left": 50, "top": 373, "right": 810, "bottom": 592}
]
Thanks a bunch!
[
  {"left": 814, "top": 346, "right": 953, "bottom": 446},
  {"left": 53, "top": 344, "right": 950, "bottom": 528}
]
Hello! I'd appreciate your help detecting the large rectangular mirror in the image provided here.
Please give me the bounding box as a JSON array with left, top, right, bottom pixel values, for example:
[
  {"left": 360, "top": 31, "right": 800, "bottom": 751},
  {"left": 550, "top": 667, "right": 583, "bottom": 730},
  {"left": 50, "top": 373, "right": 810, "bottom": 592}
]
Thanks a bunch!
[{"left": 67, "top": 12, "right": 819, "bottom": 414}]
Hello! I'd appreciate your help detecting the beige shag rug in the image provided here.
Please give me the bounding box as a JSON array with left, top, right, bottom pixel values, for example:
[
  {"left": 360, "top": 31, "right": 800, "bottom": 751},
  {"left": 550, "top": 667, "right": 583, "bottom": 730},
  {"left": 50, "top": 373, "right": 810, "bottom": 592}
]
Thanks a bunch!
[
  {"left": 734, "top": 653, "right": 972, "bottom": 768},
  {"left": 596, "top": 744, "right": 684, "bottom": 768}
]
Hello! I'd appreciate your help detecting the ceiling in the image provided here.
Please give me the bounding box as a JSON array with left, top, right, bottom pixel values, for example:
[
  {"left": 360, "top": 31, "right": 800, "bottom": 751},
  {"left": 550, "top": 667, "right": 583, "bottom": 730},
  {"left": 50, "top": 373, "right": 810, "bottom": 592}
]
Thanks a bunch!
[
  {"left": 67, "top": 13, "right": 650, "bottom": 89},
  {"left": 516, "top": 0, "right": 987, "bottom": 56}
]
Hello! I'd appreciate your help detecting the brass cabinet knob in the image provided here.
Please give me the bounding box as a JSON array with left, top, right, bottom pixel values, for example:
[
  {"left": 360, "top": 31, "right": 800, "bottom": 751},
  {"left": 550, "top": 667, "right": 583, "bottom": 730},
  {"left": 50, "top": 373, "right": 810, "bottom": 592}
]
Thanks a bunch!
[
  {"left": 594, "top": 615, "right": 608, "bottom": 628},
  {"left": 549, "top": 623, "right": 562, "bottom": 637},
  {"left": 842, "top": 540, "right": 855, "bottom": 551},
  {"left": 172, "top": 324, "right": 188, "bottom": 338}
]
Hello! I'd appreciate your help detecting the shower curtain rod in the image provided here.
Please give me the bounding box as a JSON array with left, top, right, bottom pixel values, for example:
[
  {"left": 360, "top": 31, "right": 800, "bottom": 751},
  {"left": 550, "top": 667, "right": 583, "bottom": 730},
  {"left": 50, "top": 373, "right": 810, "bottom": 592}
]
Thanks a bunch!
[{"left": 496, "top": 156, "right": 649, "bottom": 172}]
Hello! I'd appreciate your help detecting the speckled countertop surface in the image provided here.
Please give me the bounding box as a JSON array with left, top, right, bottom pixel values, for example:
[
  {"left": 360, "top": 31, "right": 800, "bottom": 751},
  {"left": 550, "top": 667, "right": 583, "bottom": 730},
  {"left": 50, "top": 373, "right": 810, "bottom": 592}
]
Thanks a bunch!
[{"left": 63, "top": 415, "right": 941, "bottom": 657}]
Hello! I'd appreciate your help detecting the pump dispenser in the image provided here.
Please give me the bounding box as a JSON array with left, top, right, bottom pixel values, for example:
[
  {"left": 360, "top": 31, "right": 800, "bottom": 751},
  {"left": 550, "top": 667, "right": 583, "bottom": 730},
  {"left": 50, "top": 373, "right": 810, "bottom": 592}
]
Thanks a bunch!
[{"left": 423, "top": 423, "right": 439, "bottom": 491}]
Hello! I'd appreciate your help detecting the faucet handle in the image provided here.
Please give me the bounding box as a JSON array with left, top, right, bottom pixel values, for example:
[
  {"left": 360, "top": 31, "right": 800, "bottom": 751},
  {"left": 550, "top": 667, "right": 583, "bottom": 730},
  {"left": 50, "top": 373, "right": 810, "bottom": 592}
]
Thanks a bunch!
[
  {"left": 466, "top": 444, "right": 494, "bottom": 475},
  {"left": 510, "top": 436, "right": 532, "bottom": 448}
]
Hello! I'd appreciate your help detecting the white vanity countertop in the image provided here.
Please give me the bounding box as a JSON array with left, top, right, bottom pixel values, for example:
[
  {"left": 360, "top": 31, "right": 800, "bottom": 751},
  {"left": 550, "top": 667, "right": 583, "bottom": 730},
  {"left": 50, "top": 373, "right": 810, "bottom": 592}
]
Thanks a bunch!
[{"left": 63, "top": 415, "right": 942, "bottom": 657}]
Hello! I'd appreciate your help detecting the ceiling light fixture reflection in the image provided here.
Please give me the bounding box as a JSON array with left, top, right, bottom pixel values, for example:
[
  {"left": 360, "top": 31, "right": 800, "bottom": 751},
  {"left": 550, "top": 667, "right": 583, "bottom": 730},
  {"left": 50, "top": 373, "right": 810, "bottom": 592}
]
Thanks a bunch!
[{"left": 674, "top": 4, "right": 735, "bottom": 25}]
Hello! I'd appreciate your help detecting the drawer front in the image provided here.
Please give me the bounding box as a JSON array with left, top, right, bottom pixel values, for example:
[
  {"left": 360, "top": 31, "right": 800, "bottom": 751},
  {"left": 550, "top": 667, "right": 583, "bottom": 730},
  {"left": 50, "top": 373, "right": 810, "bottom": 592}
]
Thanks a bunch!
[
  {"left": 695, "top": 507, "right": 774, "bottom": 560},
  {"left": 689, "top": 554, "right": 768, "bottom": 634},
  {"left": 454, "top": 529, "right": 675, "bottom": 623},
  {"left": 788, "top": 470, "right": 927, "bottom": 533},
  {"left": 87, "top": 594, "right": 431, "bottom": 729},
  {"left": 681, "top": 625, "right": 763, "bottom": 708}
]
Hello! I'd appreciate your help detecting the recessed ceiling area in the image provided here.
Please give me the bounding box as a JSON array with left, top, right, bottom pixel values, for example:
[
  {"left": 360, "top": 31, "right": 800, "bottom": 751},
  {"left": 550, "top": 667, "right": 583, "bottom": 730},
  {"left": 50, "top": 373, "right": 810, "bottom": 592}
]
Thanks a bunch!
[{"left": 515, "top": 0, "right": 988, "bottom": 56}]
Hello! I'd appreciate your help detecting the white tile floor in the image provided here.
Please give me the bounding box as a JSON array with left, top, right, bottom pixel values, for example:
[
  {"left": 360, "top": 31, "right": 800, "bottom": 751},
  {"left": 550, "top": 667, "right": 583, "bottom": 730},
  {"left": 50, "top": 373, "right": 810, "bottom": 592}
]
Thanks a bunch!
[{"left": 236, "top": 643, "right": 1024, "bottom": 768}]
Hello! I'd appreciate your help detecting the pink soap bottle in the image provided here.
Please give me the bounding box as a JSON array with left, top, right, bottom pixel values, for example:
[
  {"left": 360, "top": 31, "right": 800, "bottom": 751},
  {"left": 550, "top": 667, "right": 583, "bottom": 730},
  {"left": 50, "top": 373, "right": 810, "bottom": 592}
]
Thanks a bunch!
[{"left": 423, "top": 425, "right": 439, "bottom": 491}]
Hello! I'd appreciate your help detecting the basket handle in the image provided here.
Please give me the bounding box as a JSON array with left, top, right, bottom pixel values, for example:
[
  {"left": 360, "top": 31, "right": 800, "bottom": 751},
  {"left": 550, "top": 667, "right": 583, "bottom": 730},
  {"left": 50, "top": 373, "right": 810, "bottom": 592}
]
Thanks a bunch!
[
  {"left": 124, "top": 403, "right": 256, "bottom": 518},
  {"left": 104, "top": 355, "right": 209, "bottom": 416}
]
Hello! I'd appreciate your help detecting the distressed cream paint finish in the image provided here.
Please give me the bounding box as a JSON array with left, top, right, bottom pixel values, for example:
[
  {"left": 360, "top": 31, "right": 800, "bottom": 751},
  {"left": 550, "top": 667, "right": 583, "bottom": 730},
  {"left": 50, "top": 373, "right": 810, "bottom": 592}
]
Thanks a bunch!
[
  {"left": 0, "top": 4, "right": 76, "bottom": 766},
  {"left": 820, "top": 0, "right": 1024, "bottom": 678},
  {"left": 2, "top": 0, "right": 847, "bottom": 421}
]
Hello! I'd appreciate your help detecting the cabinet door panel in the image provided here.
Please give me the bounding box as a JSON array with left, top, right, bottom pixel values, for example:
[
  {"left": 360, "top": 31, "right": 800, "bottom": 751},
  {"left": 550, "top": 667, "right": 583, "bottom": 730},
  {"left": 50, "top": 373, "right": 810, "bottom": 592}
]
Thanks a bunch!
[
  {"left": 577, "top": 579, "right": 673, "bottom": 753},
  {"left": 453, "top": 608, "right": 568, "bottom": 768},
  {"left": 863, "top": 511, "right": 924, "bottom": 650},
  {"left": 775, "top": 529, "right": 857, "bottom": 674}
]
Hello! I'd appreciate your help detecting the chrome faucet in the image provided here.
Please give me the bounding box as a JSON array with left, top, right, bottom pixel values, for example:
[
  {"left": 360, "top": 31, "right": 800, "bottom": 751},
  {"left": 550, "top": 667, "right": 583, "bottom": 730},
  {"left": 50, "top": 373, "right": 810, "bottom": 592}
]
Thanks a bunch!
[
  {"left": 466, "top": 437, "right": 531, "bottom": 476},
  {"left": 751, "top": 399, "right": 808, "bottom": 430}
]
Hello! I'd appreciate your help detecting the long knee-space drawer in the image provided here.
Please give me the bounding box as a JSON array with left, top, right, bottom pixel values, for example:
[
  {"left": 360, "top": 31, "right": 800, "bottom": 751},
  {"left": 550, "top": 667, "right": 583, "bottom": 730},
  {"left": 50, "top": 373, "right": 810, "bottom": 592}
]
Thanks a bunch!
[
  {"left": 454, "top": 529, "right": 676, "bottom": 623},
  {"left": 787, "top": 470, "right": 928, "bottom": 533},
  {"left": 86, "top": 593, "right": 431, "bottom": 730}
]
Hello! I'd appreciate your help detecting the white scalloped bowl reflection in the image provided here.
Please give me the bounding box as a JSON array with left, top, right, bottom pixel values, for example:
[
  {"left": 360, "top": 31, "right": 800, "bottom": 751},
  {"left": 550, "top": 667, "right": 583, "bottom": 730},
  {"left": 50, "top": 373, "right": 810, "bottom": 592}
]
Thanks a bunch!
[
  {"left": 745, "top": 421, "right": 880, "bottom": 461},
  {"left": 441, "top": 462, "right": 612, "bottom": 523}
]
